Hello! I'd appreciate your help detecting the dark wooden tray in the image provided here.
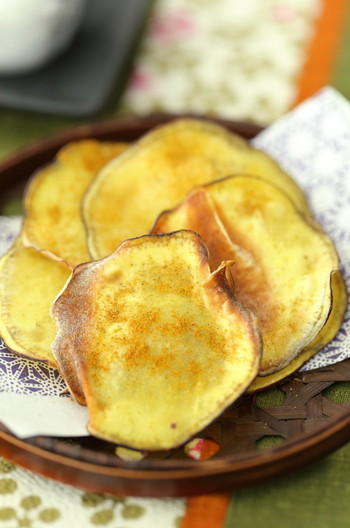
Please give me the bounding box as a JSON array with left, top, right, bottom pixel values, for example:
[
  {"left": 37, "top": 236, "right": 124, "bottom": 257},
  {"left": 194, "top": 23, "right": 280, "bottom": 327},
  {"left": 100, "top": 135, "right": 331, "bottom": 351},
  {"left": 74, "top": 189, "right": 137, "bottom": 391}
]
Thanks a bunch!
[{"left": 0, "top": 115, "right": 349, "bottom": 497}]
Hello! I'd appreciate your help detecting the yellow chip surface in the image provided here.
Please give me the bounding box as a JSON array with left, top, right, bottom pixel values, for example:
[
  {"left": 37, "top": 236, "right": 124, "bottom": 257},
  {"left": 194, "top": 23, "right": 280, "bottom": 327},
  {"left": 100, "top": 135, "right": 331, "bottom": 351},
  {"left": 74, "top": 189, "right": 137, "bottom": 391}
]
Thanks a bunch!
[
  {"left": 51, "top": 231, "right": 261, "bottom": 450},
  {"left": 83, "top": 119, "right": 310, "bottom": 259},
  {"left": 22, "top": 140, "right": 127, "bottom": 267},
  {"left": 0, "top": 239, "right": 71, "bottom": 367},
  {"left": 153, "top": 176, "right": 341, "bottom": 375}
]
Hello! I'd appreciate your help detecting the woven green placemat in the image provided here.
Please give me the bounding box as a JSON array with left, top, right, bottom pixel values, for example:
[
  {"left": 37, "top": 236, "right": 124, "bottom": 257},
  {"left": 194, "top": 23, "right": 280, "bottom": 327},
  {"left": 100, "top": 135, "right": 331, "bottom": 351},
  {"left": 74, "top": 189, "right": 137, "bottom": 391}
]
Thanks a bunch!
[{"left": 225, "top": 440, "right": 350, "bottom": 528}]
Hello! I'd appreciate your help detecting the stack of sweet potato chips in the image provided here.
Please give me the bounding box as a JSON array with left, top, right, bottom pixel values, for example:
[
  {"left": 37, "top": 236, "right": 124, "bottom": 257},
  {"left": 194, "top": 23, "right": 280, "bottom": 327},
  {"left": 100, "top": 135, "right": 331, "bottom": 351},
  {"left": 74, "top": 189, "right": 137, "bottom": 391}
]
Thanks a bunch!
[{"left": 0, "top": 119, "right": 346, "bottom": 452}]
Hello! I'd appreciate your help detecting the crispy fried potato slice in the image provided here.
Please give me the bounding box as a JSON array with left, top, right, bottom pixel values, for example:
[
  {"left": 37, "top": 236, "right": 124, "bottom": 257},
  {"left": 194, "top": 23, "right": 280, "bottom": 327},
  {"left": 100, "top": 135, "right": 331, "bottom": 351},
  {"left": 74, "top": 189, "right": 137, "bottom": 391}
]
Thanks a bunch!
[
  {"left": 0, "top": 239, "right": 71, "bottom": 368},
  {"left": 248, "top": 269, "right": 347, "bottom": 391},
  {"left": 51, "top": 231, "right": 261, "bottom": 450},
  {"left": 152, "top": 176, "right": 342, "bottom": 376},
  {"left": 22, "top": 140, "right": 127, "bottom": 267},
  {"left": 83, "top": 118, "right": 310, "bottom": 259}
]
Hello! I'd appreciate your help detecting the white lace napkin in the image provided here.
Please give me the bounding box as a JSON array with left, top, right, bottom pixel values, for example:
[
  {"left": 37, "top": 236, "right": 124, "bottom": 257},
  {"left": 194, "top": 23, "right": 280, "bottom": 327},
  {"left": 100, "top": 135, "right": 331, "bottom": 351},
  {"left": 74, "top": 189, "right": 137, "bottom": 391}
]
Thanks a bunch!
[{"left": 0, "top": 86, "right": 349, "bottom": 439}]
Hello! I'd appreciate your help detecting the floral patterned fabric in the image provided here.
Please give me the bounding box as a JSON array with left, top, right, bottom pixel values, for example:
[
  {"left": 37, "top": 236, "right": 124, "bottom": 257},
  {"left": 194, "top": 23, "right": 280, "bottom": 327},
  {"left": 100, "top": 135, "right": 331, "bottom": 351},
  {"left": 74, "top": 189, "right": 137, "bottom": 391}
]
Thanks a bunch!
[
  {"left": 121, "top": 0, "right": 321, "bottom": 124},
  {"left": 0, "top": 459, "right": 185, "bottom": 527}
]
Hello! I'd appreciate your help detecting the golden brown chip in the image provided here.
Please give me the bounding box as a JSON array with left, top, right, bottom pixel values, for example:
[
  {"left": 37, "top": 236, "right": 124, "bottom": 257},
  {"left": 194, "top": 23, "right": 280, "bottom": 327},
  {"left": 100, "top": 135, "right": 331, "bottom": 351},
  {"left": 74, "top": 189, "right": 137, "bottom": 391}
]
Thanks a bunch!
[
  {"left": 152, "top": 175, "right": 342, "bottom": 376},
  {"left": 0, "top": 239, "right": 71, "bottom": 368},
  {"left": 51, "top": 231, "right": 261, "bottom": 450},
  {"left": 22, "top": 140, "right": 127, "bottom": 267},
  {"left": 249, "top": 269, "right": 347, "bottom": 391},
  {"left": 82, "top": 118, "right": 310, "bottom": 260}
]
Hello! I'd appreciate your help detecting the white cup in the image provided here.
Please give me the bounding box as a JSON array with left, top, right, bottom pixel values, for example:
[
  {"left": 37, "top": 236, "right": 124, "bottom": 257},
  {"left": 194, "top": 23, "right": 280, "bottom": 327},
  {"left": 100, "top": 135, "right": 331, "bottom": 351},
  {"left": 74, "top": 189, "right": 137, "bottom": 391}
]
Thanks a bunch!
[{"left": 0, "top": 0, "right": 87, "bottom": 75}]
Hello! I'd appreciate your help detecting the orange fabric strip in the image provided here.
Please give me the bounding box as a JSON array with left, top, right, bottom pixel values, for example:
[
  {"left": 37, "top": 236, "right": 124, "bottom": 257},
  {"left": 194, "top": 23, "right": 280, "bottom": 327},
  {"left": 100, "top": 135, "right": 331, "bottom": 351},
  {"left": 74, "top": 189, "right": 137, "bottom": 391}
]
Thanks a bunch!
[
  {"left": 293, "top": 0, "right": 347, "bottom": 105},
  {"left": 181, "top": 493, "right": 231, "bottom": 528}
]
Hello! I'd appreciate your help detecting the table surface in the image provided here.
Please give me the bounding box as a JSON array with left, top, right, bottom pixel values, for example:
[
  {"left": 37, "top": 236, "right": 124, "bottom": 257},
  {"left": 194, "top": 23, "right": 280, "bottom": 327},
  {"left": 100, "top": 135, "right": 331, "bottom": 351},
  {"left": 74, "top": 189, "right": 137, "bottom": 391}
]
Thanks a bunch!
[{"left": 0, "top": 1, "right": 350, "bottom": 527}]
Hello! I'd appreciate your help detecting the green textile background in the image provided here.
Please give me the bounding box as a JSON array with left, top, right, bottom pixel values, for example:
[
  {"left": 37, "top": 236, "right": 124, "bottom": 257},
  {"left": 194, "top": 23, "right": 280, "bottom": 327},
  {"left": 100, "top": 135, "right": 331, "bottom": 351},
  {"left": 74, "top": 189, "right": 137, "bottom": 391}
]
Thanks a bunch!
[{"left": 226, "top": 442, "right": 350, "bottom": 528}]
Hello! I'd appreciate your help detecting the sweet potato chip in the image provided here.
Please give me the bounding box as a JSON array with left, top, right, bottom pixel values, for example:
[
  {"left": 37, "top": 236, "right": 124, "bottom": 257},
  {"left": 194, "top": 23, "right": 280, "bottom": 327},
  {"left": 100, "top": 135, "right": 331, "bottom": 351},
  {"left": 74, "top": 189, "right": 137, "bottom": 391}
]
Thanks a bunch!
[
  {"left": 51, "top": 231, "right": 261, "bottom": 450},
  {"left": 249, "top": 269, "right": 347, "bottom": 391},
  {"left": 22, "top": 140, "right": 127, "bottom": 267},
  {"left": 82, "top": 118, "right": 310, "bottom": 259},
  {"left": 152, "top": 176, "right": 342, "bottom": 376},
  {"left": 0, "top": 239, "right": 71, "bottom": 367}
]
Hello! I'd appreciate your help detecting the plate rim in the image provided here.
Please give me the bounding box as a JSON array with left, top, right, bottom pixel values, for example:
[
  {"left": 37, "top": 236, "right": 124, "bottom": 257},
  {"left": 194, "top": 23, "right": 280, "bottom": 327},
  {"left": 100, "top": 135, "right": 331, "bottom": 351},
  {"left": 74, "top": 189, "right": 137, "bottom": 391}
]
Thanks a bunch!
[{"left": 1, "top": 401, "right": 350, "bottom": 496}]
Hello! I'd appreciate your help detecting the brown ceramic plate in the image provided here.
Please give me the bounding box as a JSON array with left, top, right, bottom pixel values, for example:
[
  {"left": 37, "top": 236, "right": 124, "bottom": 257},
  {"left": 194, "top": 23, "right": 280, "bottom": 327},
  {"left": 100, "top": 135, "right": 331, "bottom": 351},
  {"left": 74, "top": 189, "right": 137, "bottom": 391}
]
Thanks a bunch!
[{"left": 0, "top": 115, "right": 350, "bottom": 498}]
